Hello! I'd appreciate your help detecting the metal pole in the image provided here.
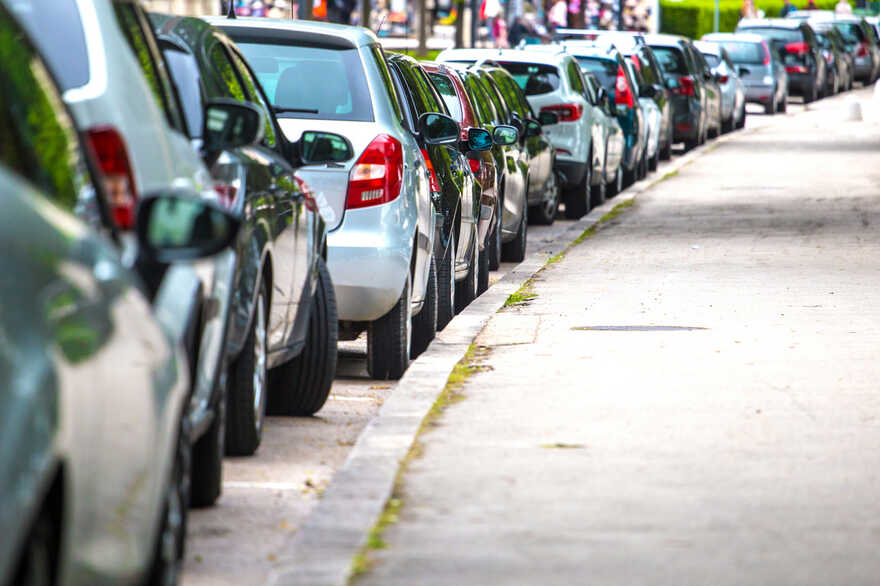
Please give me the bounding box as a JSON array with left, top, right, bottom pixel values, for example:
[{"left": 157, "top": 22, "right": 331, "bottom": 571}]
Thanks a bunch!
[
  {"left": 471, "top": 0, "right": 479, "bottom": 47},
  {"left": 418, "top": 0, "right": 428, "bottom": 54},
  {"left": 361, "top": 0, "right": 370, "bottom": 27},
  {"left": 713, "top": 0, "right": 719, "bottom": 32}
]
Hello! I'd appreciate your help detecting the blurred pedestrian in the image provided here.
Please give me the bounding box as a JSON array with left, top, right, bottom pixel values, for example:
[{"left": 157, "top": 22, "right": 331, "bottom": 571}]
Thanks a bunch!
[
  {"left": 509, "top": 16, "right": 530, "bottom": 46},
  {"left": 740, "top": 0, "right": 757, "bottom": 19},
  {"left": 492, "top": 14, "right": 509, "bottom": 47},
  {"left": 806, "top": 0, "right": 817, "bottom": 8},
  {"left": 834, "top": 0, "right": 852, "bottom": 13},
  {"left": 548, "top": 0, "right": 568, "bottom": 29},
  {"left": 780, "top": 0, "right": 796, "bottom": 16}
]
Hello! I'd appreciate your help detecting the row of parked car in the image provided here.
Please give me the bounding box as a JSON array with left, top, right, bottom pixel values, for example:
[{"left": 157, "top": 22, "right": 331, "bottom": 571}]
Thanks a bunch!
[{"left": 3, "top": 0, "right": 877, "bottom": 582}]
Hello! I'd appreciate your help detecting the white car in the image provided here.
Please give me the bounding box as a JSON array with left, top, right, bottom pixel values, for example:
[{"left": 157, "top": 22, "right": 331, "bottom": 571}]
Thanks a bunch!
[{"left": 438, "top": 47, "right": 600, "bottom": 218}]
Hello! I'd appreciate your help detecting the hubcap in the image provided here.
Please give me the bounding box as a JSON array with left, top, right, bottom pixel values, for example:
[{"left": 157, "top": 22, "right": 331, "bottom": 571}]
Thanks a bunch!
[{"left": 252, "top": 294, "right": 267, "bottom": 433}]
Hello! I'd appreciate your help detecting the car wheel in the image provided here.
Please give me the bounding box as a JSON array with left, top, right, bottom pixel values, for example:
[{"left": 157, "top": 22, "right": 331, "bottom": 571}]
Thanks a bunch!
[
  {"left": 501, "top": 201, "right": 527, "bottom": 262},
  {"left": 530, "top": 179, "right": 559, "bottom": 226},
  {"left": 267, "top": 257, "right": 339, "bottom": 416},
  {"left": 13, "top": 506, "right": 58, "bottom": 586},
  {"left": 607, "top": 165, "right": 622, "bottom": 197},
  {"left": 225, "top": 280, "right": 268, "bottom": 456},
  {"left": 148, "top": 424, "right": 191, "bottom": 586},
  {"left": 563, "top": 162, "right": 590, "bottom": 219},
  {"left": 778, "top": 93, "right": 787, "bottom": 113},
  {"left": 455, "top": 229, "right": 479, "bottom": 313},
  {"left": 411, "top": 255, "right": 437, "bottom": 359},
  {"left": 649, "top": 147, "right": 659, "bottom": 172},
  {"left": 804, "top": 83, "right": 816, "bottom": 104},
  {"left": 487, "top": 198, "right": 502, "bottom": 271},
  {"left": 190, "top": 380, "right": 224, "bottom": 507},
  {"left": 367, "top": 274, "right": 412, "bottom": 380},
  {"left": 590, "top": 161, "right": 606, "bottom": 208},
  {"left": 436, "top": 233, "right": 455, "bottom": 331},
  {"left": 477, "top": 241, "right": 489, "bottom": 295}
]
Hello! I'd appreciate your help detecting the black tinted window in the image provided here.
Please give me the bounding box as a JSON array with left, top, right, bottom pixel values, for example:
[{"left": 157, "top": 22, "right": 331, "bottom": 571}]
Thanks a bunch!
[
  {"left": 429, "top": 73, "right": 463, "bottom": 121},
  {"left": 636, "top": 50, "right": 662, "bottom": 85},
  {"left": 160, "top": 43, "right": 204, "bottom": 139},
  {"left": 739, "top": 27, "right": 803, "bottom": 45},
  {"left": 496, "top": 61, "right": 560, "bottom": 95},
  {"left": 237, "top": 41, "right": 373, "bottom": 122},
  {"left": 459, "top": 71, "right": 495, "bottom": 125},
  {"left": 576, "top": 57, "right": 617, "bottom": 94},
  {"left": 833, "top": 22, "right": 866, "bottom": 45},
  {"left": 8, "top": 0, "right": 90, "bottom": 91},
  {"left": 491, "top": 71, "right": 530, "bottom": 118},
  {"left": 650, "top": 46, "right": 688, "bottom": 75}
]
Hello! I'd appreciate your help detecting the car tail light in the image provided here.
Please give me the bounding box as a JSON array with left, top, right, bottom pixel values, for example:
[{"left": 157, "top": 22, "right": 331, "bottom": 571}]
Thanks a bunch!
[
  {"left": 346, "top": 134, "right": 403, "bottom": 210},
  {"left": 87, "top": 126, "right": 137, "bottom": 230},
  {"left": 615, "top": 66, "right": 635, "bottom": 107},
  {"left": 762, "top": 41, "right": 771, "bottom": 65},
  {"left": 629, "top": 54, "right": 642, "bottom": 72},
  {"left": 420, "top": 148, "right": 441, "bottom": 194},
  {"left": 857, "top": 42, "right": 869, "bottom": 57},
  {"left": 467, "top": 156, "right": 481, "bottom": 175},
  {"left": 213, "top": 182, "right": 238, "bottom": 209},
  {"left": 540, "top": 103, "right": 584, "bottom": 122},
  {"left": 671, "top": 75, "right": 695, "bottom": 97},
  {"left": 717, "top": 74, "right": 729, "bottom": 83},
  {"left": 556, "top": 148, "right": 571, "bottom": 156},
  {"left": 785, "top": 42, "right": 809, "bottom": 55},
  {"left": 675, "top": 122, "right": 692, "bottom": 132},
  {"left": 294, "top": 175, "right": 317, "bottom": 213},
  {"left": 786, "top": 65, "right": 808, "bottom": 74}
]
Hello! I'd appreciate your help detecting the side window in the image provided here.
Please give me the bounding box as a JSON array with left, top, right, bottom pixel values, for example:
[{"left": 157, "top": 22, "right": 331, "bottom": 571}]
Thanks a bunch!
[
  {"left": 208, "top": 41, "right": 246, "bottom": 101},
  {"left": 481, "top": 75, "right": 510, "bottom": 121},
  {"left": 113, "top": 3, "right": 184, "bottom": 133},
  {"left": 0, "top": 14, "right": 95, "bottom": 216},
  {"left": 370, "top": 45, "right": 404, "bottom": 123},
  {"left": 412, "top": 66, "right": 447, "bottom": 114},
  {"left": 158, "top": 41, "right": 204, "bottom": 139},
  {"left": 567, "top": 60, "right": 585, "bottom": 94},
  {"left": 228, "top": 44, "right": 278, "bottom": 148},
  {"left": 638, "top": 51, "right": 660, "bottom": 86},
  {"left": 466, "top": 75, "right": 497, "bottom": 124}
]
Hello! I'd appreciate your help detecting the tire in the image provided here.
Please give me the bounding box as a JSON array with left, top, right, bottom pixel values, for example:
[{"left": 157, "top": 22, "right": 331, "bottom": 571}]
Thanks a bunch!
[
  {"left": 148, "top": 425, "right": 191, "bottom": 586},
  {"left": 436, "top": 233, "right": 455, "bottom": 331},
  {"left": 267, "top": 257, "right": 339, "bottom": 416},
  {"left": 660, "top": 125, "right": 673, "bottom": 160},
  {"left": 190, "top": 382, "right": 224, "bottom": 507},
  {"left": 13, "top": 507, "right": 58, "bottom": 586},
  {"left": 367, "top": 275, "right": 411, "bottom": 380},
  {"left": 477, "top": 241, "right": 489, "bottom": 295},
  {"left": 530, "top": 179, "right": 559, "bottom": 225},
  {"left": 410, "top": 256, "right": 437, "bottom": 359},
  {"left": 623, "top": 159, "right": 638, "bottom": 186},
  {"left": 501, "top": 201, "right": 527, "bottom": 262},
  {"left": 764, "top": 95, "right": 776, "bottom": 115},
  {"left": 590, "top": 164, "right": 606, "bottom": 208},
  {"left": 225, "top": 280, "right": 268, "bottom": 456},
  {"left": 722, "top": 111, "right": 734, "bottom": 134},
  {"left": 649, "top": 148, "right": 659, "bottom": 172},
  {"left": 778, "top": 93, "right": 787, "bottom": 113},
  {"left": 803, "top": 83, "right": 816, "bottom": 104},
  {"left": 455, "top": 229, "right": 479, "bottom": 313},
  {"left": 607, "top": 165, "right": 622, "bottom": 197},
  {"left": 736, "top": 102, "right": 748, "bottom": 128},
  {"left": 563, "top": 162, "right": 590, "bottom": 219},
  {"left": 487, "top": 200, "right": 502, "bottom": 271}
]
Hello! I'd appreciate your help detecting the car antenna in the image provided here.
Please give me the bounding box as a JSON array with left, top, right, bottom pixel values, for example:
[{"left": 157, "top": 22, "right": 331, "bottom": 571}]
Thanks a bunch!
[
  {"left": 226, "top": 0, "right": 236, "bottom": 18},
  {"left": 374, "top": 13, "right": 387, "bottom": 36}
]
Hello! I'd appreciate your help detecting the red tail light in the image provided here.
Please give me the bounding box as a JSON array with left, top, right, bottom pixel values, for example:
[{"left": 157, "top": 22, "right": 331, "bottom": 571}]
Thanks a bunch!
[
  {"left": 785, "top": 42, "right": 809, "bottom": 55},
  {"left": 420, "top": 148, "right": 441, "bottom": 194},
  {"left": 671, "top": 75, "right": 695, "bottom": 97},
  {"left": 346, "top": 134, "right": 403, "bottom": 210},
  {"left": 467, "top": 157, "right": 481, "bottom": 175},
  {"left": 717, "top": 74, "right": 729, "bottom": 84},
  {"left": 629, "top": 54, "right": 642, "bottom": 71},
  {"left": 294, "top": 175, "right": 317, "bottom": 213},
  {"left": 540, "top": 103, "right": 584, "bottom": 122},
  {"left": 87, "top": 126, "right": 137, "bottom": 230},
  {"left": 762, "top": 41, "right": 771, "bottom": 65},
  {"left": 857, "top": 42, "right": 869, "bottom": 57},
  {"left": 785, "top": 65, "right": 808, "bottom": 74},
  {"left": 213, "top": 182, "right": 238, "bottom": 209},
  {"left": 615, "top": 66, "right": 635, "bottom": 107}
]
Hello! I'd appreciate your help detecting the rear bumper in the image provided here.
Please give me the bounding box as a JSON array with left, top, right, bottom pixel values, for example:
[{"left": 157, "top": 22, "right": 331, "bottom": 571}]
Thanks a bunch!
[
  {"left": 853, "top": 57, "right": 873, "bottom": 79},
  {"left": 669, "top": 95, "right": 700, "bottom": 142},
  {"left": 744, "top": 84, "right": 775, "bottom": 103},
  {"left": 327, "top": 199, "right": 414, "bottom": 322},
  {"left": 554, "top": 159, "right": 588, "bottom": 188},
  {"left": 786, "top": 73, "right": 813, "bottom": 95}
]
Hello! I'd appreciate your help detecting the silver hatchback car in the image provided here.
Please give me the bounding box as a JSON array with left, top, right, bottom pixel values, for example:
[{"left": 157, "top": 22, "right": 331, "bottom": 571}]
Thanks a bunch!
[
  {"left": 702, "top": 32, "right": 789, "bottom": 114},
  {"left": 214, "top": 18, "right": 444, "bottom": 380}
]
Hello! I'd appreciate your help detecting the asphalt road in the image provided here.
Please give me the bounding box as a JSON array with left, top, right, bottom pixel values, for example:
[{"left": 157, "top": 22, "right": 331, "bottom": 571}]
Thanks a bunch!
[{"left": 181, "top": 91, "right": 823, "bottom": 585}]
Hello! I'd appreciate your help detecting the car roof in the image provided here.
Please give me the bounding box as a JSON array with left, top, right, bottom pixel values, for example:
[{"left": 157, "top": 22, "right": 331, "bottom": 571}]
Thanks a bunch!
[
  {"left": 539, "top": 41, "right": 620, "bottom": 59},
  {"left": 701, "top": 32, "right": 768, "bottom": 44},
  {"left": 693, "top": 40, "right": 722, "bottom": 55},
  {"left": 738, "top": 18, "right": 806, "bottom": 29},
  {"left": 644, "top": 33, "right": 690, "bottom": 46},
  {"left": 203, "top": 16, "right": 378, "bottom": 47}
]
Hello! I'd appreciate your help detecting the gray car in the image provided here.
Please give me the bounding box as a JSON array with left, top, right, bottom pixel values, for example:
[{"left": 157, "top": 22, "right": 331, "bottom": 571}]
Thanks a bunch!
[
  {"left": 702, "top": 33, "right": 789, "bottom": 114},
  {"left": 213, "top": 18, "right": 445, "bottom": 380},
  {"left": 0, "top": 7, "right": 240, "bottom": 584},
  {"left": 694, "top": 41, "right": 747, "bottom": 130}
]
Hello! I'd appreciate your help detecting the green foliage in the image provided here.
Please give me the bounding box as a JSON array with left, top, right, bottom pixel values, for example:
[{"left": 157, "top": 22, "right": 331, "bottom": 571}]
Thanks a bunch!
[{"left": 660, "top": 0, "right": 847, "bottom": 39}]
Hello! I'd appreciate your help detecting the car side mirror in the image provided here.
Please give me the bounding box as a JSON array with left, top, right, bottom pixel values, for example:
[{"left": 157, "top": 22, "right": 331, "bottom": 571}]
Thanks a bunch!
[
  {"left": 419, "top": 112, "right": 460, "bottom": 145},
  {"left": 492, "top": 125, "right": 519, "bottom": 146},
  {"left": 135, "top": 190, "right": 241, "bottom": 264},
  {"left": 466, "top": 127, "right": 493, "bottom": 151},
  {"left": 538, "top": 111, "right": 559, "bottom": 126},
  {"left": 297, "top": 131, "right": 354, "bottom": 165},
  {"left": 640, "top": 84, "right": 657, "bottom": 98},
  {"left": 203, "top": 99, "right": 264, "bottom": 156},
  {"left": 524, "top": 119, "right": 541, "bottom": 138},
  {"left": 738, "top": 66, "right": 751, "bottom": 76}
]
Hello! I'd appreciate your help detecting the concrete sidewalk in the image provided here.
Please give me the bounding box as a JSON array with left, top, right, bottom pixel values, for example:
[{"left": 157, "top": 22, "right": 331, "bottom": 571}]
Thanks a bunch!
[{"left": 356, "top": 95, "right": 880, "bottom": 584}]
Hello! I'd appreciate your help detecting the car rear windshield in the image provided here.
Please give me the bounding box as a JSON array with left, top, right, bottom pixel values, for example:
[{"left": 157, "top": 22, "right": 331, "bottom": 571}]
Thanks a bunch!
[
  {"left": 649, "top": 47, "right": 688, "bottom": 75},
  {"left": 575, "top": 57, "right": 617, "bottom": 94},
  {"left": 717, "top": 41, "right": 765, "bottom": 64},
  {"left": 702, "top": 53, "right": 721, "bottom": 67},
  {"left": 236, "top": 42, "right": 373, "bottom": 122},
  {"left": 428, "top": 72, "right": 463, "bottom": 121},
  {"left": 495, "top": 61, "right": 560, "bottom": 95},
  {"left": 8, "top": 0, "right": 90, "bottom": 91},
  {"left": 739, "top": 27, "right": 803, "bottom": 45},
  {"left": 832, "top": 22, "right": 866, "bottom": 45}
]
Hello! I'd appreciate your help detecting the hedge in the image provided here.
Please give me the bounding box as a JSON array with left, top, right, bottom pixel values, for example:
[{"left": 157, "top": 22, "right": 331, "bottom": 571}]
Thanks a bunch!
[{"left": 659, "top": 0, "right": 848, "bottom": 39}]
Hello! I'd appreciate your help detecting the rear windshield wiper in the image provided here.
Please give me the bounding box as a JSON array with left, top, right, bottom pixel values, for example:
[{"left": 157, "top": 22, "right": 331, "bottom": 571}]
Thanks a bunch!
[{"left": 273, "top": 106, "right": 319, "bottom": 114}]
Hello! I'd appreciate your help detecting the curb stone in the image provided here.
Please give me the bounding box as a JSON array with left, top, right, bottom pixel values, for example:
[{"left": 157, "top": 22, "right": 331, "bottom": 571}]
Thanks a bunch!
[{"left": 266, "top": 118, "right": 765, "bottom": 586}]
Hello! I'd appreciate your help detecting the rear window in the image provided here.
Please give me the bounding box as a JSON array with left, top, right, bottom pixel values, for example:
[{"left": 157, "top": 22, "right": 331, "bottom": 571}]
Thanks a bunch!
[
  {"left": 832, "top": 22, "right": 865, "bottom": 45},
  {"left": 428, "top": 73, "right": 463, "bottom": 121},
  {"left": 8, "top": 0, "right": 90, "bottom": 91},
  {"left": 702, "top": 53, "right": 721, "bottom": 67},
  {"left": 650, "top": 47, "right": 688, "bottom": 75},
  {"left": 717, "top": 41, "right": 766, "bottom": 64},
  {"left": 496, "top": 61, "right": 560, "bottom": 95},
  {"left": 576, "top": 57, "right": 617, "bottom": 94},
  {"left": 739, "top": 27, "right": 803, "bottom": 45},
  {"left": 236, "top": 42, "right": 373, "bottom": 122},
  {"left": 160, "top": 44, "right": 204, "bottom": 138}
]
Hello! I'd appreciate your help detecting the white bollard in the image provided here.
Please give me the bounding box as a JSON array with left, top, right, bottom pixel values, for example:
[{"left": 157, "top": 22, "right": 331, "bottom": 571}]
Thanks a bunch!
[{"left": 845, "top": 95, "right": 863, "bottom": 121}]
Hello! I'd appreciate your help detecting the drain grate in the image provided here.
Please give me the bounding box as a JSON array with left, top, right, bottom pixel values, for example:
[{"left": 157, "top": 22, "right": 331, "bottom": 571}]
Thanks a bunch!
[{"left": 571, "top": 325, "right": 708, "bottom": 332}]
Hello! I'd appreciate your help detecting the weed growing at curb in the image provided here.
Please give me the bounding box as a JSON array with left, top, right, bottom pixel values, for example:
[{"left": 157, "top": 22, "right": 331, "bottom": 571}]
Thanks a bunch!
[
  {"left": 547, "top": 252, "right": 565, "bottom": 265},
  {"left": 504, "top": 278, "right": 538, "bottom": 307},
  {"left": 348, "top": 345, "right": 492, "bottom": 584},
  {"left": 548, "top": 198, "right": 638, "bottom": 266}
]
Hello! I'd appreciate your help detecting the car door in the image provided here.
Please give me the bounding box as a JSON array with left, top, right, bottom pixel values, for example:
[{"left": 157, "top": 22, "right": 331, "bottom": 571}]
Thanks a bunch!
[{"left": 0, "top": 17, "right": 181, "bottom": 580}]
